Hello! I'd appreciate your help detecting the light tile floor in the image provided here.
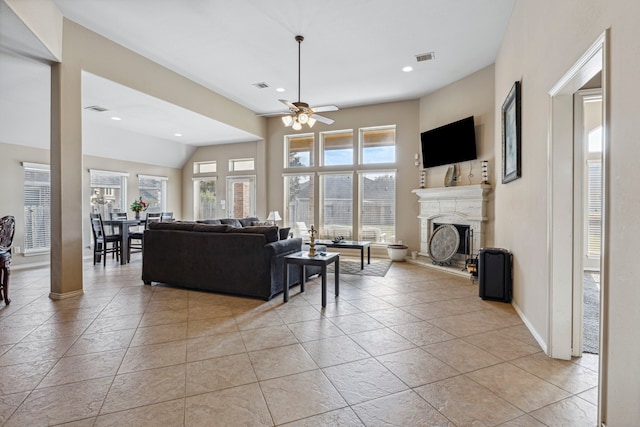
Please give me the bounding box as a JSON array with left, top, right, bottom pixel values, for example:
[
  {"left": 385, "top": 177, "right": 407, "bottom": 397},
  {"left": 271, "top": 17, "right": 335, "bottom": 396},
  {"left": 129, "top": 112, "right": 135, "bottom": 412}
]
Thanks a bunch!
[{"left": 0, "top": 257, "right": 599, "bottom": 426}]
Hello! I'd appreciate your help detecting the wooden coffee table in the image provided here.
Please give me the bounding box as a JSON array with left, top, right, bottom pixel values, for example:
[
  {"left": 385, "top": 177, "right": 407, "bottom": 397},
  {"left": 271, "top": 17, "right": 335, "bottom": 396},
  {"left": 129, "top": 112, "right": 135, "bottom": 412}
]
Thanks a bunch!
[{"left": 284, "top": 251, "right": 339, "bottom": 307}]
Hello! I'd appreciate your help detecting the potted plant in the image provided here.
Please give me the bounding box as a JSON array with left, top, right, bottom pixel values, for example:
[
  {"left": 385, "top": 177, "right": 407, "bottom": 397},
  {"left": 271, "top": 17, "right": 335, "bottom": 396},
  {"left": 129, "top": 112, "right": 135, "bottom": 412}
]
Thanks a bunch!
[{"left": 130, "top": 197, "right": 148, "bottom": 219}]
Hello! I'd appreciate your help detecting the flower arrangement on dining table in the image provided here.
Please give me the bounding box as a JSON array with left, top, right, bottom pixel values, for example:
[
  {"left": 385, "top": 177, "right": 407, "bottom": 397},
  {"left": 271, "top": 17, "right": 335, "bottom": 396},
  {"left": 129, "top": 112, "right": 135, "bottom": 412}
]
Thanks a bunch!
[{"left": 130, "top": 197, "right": 148, "bottom": 218}]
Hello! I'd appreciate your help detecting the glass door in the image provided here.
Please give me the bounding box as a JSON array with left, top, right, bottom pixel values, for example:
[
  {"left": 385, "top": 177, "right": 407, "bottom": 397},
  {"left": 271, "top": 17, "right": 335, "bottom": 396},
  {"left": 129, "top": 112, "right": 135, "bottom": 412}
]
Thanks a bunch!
[{"left": 226, "top": 176, "right": 256, "bottom": 218}]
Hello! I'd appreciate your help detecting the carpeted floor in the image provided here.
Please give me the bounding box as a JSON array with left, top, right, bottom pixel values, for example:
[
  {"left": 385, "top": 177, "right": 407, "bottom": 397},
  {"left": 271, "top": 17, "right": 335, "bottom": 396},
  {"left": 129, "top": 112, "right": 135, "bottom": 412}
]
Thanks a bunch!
[
  {"left": 583, "top": 272, "right": 600, "bottom": 354},
  {"left": 328, "top": 258, "right": 392, "bottom": 277}
]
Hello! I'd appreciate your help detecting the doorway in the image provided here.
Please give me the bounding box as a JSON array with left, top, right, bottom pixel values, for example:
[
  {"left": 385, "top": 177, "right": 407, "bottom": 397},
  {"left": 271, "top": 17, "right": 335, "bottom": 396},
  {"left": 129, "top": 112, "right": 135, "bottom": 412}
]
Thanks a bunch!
[
  {"left": 548, "top": 31, "right": 608, "bottom": 424},
  {"left": 574, "top": 89, "right": 602, "bottom": 355}
]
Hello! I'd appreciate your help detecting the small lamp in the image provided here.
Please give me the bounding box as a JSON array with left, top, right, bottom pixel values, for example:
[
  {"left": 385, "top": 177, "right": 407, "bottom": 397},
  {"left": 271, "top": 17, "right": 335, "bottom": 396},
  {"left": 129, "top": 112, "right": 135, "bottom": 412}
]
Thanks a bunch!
[{"left": 266, "top": 210, "right": 282, "bottom": 226}]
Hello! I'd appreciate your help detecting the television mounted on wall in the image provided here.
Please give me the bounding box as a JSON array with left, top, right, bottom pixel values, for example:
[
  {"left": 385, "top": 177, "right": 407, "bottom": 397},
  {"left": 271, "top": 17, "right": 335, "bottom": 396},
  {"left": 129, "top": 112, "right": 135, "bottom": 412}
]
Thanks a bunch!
[{"left": 421, "top": 116, "right": 477, "bottom": 168}]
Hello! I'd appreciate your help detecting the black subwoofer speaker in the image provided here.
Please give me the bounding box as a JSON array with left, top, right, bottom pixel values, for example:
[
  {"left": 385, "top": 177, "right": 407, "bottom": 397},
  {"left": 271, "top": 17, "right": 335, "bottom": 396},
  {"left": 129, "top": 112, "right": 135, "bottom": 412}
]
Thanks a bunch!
[{"left": 478, "top": 248, "right": 512, "bottom": 302}]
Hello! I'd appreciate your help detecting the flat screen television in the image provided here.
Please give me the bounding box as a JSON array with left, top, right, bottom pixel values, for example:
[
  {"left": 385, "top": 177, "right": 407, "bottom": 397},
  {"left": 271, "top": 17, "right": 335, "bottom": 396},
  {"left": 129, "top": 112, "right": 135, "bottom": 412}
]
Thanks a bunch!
[{"left": 421, "top": 116, "right": 477, "bottom": 168}]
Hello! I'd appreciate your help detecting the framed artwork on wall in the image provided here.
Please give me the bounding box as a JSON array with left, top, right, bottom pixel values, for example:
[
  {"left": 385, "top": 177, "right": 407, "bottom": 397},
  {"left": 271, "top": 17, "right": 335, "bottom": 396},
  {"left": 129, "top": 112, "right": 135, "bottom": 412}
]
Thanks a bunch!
[{"left": 502, "top": 81, "right": 521, "bottom": 183}]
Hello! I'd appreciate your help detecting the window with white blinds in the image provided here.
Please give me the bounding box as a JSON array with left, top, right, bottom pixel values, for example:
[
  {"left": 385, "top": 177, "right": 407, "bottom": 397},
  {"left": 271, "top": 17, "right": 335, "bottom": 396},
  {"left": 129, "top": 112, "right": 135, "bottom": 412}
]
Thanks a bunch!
[
  {"left": 23, "top": 162, "right": 51, "bottom": 253},
  {"left": 359, "top": 171, "right": 396, "bottom": 243},
  {"left": 587, "top": 160, "right": 602, "bottom": 257},
  {"left": 319, "top": 173, "right": 353, "bottom": 240},
  {"left": 138, "top": 174, "right": 167, "bottom": 212},
  {"left": 89, "top": 169, "right": 127, "bottom": 218}
]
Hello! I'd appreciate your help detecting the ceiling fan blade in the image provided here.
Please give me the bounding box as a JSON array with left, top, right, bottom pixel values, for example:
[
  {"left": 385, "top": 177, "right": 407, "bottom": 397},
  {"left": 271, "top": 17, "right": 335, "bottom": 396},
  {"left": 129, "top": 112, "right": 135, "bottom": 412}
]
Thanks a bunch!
[
  {"left": 279, "top": 99, "right": 298, "bottom": 111},
  {"left": 257, "top": 111, "right": 289, "bottom": 117},
  {"left": 311, "top": 114, "right": 334, "bottom": 125},
  {"left": 311, "top": 105, "right": 339, "bottom": 113}
]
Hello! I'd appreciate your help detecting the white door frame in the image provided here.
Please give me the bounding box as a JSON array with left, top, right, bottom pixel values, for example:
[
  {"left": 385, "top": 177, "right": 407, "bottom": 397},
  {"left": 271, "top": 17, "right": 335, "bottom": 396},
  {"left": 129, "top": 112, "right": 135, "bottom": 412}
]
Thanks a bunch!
[{"left": 547, "top": 30, "right": 608, "bottom": 424}]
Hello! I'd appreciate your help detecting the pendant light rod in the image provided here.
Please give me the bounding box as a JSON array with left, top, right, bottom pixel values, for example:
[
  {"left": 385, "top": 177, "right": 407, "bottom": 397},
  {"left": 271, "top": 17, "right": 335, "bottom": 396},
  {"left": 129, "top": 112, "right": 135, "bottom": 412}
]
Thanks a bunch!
[{"left": 295, "top": 35, "right": 304, "bottom": 103}]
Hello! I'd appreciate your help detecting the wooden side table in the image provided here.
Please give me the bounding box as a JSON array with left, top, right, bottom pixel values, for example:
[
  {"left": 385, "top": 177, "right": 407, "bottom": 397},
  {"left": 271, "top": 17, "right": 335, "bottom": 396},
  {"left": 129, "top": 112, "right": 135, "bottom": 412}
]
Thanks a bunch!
[{"left": 284, "top": 251, "right": 339, "bottom": 307}]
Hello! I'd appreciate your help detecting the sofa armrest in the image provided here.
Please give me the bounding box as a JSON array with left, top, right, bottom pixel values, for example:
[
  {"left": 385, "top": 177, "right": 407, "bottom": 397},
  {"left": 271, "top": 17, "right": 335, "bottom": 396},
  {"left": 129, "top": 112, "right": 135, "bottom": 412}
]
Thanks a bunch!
[{"left": 265, "top": 237, "right": 302, "bottom": 257}]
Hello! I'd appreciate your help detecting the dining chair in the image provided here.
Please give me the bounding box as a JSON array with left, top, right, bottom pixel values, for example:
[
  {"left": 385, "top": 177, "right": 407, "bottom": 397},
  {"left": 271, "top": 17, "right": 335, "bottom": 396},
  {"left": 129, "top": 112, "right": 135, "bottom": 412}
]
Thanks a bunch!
[
  {"left": 90, "top": 213, "right": 120, "bottom": 266},
  {"left": 0, "top": 215, "right": 15, "bottom": 305},
  {"left": 161, "top": 211, "right": 174, "bottom": 222},
  {"left": 128, "top": 212, "right": 161, "bottom": 256},
  {"left": 109, "top": 211, "right": 128, "bottom": 235}
]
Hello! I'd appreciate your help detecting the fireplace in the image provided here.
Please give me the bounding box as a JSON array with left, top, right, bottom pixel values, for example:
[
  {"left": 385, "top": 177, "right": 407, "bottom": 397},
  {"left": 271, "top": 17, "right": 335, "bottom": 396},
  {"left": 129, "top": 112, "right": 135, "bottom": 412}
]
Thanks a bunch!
[
  {"left": 433, "top": 223, "right": 471, "bottom": 255},
  {"left": 413, "top": 184, "right": 491, "bottom": 270}
]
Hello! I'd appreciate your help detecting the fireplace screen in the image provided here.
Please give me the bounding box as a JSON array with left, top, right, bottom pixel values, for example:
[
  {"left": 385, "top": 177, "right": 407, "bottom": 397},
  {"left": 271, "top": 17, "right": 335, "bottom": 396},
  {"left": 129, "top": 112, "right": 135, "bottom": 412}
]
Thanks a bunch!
[{"left": 428, "top": 224, "right": 460, "bottom": 264}]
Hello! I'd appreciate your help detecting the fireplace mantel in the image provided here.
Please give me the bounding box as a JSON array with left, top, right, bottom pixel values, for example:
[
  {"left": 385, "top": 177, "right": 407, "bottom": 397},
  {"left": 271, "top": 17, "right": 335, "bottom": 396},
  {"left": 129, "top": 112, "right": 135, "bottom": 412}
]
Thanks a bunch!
[{"left": 412, "top": 184, "right": 491, "bottom": 268}]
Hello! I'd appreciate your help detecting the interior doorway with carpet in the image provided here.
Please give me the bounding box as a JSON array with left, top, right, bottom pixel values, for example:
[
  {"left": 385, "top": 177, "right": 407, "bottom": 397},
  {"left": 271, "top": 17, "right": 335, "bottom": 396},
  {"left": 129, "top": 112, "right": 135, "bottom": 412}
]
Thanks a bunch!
[{"left": 577, "top": 89, "right": 603, "bottom": 355}]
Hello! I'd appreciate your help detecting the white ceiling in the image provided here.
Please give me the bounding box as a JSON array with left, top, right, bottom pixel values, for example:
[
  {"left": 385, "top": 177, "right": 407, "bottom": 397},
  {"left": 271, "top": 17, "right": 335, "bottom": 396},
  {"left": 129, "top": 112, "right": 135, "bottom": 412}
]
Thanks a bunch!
[
  {"left": 53, "top": 0, "right": 515, "bottom": 123},
  {"left": 1, "top": 0, "right": 515, "bottom": 167}
]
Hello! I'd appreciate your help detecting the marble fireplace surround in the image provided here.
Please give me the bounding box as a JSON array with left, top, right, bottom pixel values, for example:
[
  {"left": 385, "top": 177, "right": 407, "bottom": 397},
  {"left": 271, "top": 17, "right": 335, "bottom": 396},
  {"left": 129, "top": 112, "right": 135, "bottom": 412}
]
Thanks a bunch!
[{"left": 412, "top": 184, "right": 491, "bottom": 268}]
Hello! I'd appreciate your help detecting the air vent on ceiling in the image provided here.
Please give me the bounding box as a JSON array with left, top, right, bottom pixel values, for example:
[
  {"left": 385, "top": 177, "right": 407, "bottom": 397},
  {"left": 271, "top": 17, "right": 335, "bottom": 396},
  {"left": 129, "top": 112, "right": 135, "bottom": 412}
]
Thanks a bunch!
[
  {"left": 252, "top": 82, "right": 270, "bottom": 89},
  {"left": 84, "top": 105, "right": 109, "bottom": 112},
  {"left": 416, "top": 52, "right": 435, "bottom": 62}
]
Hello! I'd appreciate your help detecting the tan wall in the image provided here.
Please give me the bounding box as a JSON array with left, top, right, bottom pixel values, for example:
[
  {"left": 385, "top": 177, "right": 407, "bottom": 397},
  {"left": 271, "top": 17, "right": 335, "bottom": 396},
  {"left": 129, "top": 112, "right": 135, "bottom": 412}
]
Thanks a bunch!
[
  {"left": 0, "top": 142, "right": 181, "bottom": 268},
  {"left": 419, "top": 64, "right": 496, "bottom": 247},
  {"left": 182, "top": 141, "right": 263, "bottom": 220},
  {"left": 264, "top": 100, "right": 420, "bottom": 255},
  {"left": 495, "top": 0, "right": 640, "bottom": 423}
]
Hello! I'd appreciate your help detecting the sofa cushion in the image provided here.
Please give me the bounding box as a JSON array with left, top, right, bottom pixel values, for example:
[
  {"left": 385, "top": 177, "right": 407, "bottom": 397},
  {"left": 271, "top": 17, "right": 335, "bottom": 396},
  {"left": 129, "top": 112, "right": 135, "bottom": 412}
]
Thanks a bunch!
[
  {"left": 279, "top": 227, "right": 291, "bottom": 240},
  {"left": 197, "top": 219, "right": 222, "bottom": 225},
  {"left": 192, "top": 224, "right": 230, "bottom": 233},
  {"left": 239, "top": 217, "right": 260, "bottom": 227},
  {"left": 228, "top": 226, "right": 279, "bottom": 243},
  {"left": 148, "top": 222, "right": 196, "bottom": 231},
  {"left": 252, "top": 221, "right": 271, "bottom": 226},
  {"left": 220, "top": 218, "right": 242, "bottom": 228}
]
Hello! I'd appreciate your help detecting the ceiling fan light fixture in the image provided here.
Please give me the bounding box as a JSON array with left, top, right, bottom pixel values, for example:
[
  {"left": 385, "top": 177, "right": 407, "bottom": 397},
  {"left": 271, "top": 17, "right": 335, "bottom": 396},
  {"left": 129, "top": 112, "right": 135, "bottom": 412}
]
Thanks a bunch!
[
  {"left": 307, "top": 117, "right": 317, "bottom": 128},
  {"left": 282, "top": 115, "right": 293, "bottom": 126},
  {"left": 298, "top": 112, "right": 309, "bottom": 124},
  {"left": 292, "top": 120, "right": 302, "bottom": 131}
]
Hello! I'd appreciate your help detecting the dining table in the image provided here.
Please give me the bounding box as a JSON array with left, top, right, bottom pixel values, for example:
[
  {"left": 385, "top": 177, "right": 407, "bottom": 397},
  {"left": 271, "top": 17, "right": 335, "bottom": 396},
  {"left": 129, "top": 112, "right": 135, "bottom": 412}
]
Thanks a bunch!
[{"left": 103, "top": 219, "right": 143, "bottom": 264}]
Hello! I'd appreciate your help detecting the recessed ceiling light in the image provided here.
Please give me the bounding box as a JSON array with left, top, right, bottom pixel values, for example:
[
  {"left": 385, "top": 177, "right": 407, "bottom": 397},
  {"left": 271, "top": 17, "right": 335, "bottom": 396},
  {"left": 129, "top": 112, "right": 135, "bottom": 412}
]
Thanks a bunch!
[
  {"left": 402, "top": 66, "right": 413, "bottom": 72},
  {"left": 174, "top": 133, "right": 182, "bottom": 137},
  {"left": 276, "top": 88, "right": 285, "bottom": 92},
  {"left": 111, "top": 116, "right": 121, "bottom": 121}
]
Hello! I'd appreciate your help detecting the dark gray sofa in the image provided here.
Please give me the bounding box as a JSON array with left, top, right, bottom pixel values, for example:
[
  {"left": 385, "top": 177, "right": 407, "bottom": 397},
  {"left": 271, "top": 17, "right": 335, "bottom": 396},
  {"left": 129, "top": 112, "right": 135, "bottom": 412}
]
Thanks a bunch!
[{"left": 141, "top": 222, "right": 304, "bottom": 300}]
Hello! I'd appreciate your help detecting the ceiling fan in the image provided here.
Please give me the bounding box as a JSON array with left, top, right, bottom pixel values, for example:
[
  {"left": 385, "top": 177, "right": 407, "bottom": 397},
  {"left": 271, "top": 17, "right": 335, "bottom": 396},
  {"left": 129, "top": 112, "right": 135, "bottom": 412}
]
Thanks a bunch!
[{"left": 261, "top": 35, "right": 338, "bottom": 129}]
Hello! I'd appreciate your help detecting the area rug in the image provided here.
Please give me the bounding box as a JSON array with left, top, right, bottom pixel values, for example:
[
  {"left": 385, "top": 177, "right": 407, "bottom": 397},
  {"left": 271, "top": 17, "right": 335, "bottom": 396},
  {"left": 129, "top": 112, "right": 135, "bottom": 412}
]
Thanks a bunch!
[
  {"left": 328, "top": 259, "right": 391, "bottom": 277},
  {"left": 583, "top": 272, "right": 600, "bottom": 354}
]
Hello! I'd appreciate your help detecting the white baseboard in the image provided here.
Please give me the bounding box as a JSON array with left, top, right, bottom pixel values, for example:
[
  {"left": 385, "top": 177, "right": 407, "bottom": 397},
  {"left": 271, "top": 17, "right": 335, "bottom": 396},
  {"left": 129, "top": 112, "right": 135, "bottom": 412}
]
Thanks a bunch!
[{"left": 512, "top": 299, "right": 548, "bottom": 354}]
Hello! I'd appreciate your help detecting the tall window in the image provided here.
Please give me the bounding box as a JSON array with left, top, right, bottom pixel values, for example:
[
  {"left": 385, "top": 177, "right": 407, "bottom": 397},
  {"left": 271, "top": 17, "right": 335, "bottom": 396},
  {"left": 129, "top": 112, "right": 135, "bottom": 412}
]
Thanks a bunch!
[
  {"left": 283, "top": 125, "right": 396, "bottom": 244},
  {"left": 321, "top": 130, "right": 353, "bottom": 166},
  {"left": 194, "top": 178, "right": 217, "bottom": 220},
  {"left": 286, "top": 133, "right": 314, "bottom": 167},
  {"left": 23, "top": 162, "right": 51, "bottom": 253},
  {"left": 90, "top": 169, "right": 127, "bottom": 218},
  {"left": 138, "top": 175, "right": 167, "bottom": 212},
  {"left": 284, "top": 174, "right": 314, "bottom": 237},
  {"left": 320, "top": 173, "right": 353, "bottom": 240},
  {"left": 360, "top": 126, "right": 396, "bottom": 164},
  {"left": 360, "top": 171, "right": 396, "bottom": 243}
]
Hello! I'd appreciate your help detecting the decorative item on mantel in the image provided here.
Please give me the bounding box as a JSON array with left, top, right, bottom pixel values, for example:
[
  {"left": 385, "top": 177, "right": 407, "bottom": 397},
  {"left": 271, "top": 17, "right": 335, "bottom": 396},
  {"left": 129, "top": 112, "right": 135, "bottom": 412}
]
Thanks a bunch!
[
  {"left": 481, "top": 160, "right": 489, "bottom": 184},
  {"left": 444, "top": 165, "right": 457, "bottom": 187},
  {"left": 419, "top": 170, "right": 425, "bottom": 188},
  {"left": 130, "top": 197, "right": 148, "bottom": 220}
]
